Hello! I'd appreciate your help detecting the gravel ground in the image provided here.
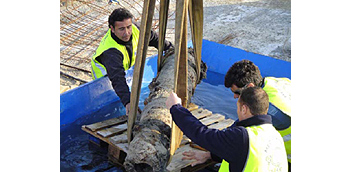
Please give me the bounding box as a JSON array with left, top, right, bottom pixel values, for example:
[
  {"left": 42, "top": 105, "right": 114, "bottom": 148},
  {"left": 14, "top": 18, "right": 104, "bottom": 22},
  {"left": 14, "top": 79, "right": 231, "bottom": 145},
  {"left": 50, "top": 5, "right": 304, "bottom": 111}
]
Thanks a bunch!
[{"left": 202, "top": 0, "right": 291, "bottom": 61}]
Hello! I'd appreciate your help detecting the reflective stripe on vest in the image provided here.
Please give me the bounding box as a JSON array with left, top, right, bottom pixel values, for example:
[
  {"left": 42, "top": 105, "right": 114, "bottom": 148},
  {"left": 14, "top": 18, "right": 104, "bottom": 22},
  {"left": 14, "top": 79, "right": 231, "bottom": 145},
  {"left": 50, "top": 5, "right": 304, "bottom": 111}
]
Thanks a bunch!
[
  {"left": 218, "top": 124, "right": 288, "bottom": 172},
  {"left": 91, "top": 24, "right": 140, "bottom": 79},
  {"left": 263, "top": 77, "right": 291, "bottom": 162},
  {"left": 279, "top": 126, "right": 291, "bottom": 163}
]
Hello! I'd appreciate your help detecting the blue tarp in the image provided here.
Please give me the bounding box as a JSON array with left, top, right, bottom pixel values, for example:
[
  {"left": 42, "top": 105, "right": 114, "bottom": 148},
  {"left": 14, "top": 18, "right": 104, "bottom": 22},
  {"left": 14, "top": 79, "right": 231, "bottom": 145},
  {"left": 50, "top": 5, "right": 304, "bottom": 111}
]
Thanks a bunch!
[{"left": 60, "top": 39, "right": 291, "bottom": 126}]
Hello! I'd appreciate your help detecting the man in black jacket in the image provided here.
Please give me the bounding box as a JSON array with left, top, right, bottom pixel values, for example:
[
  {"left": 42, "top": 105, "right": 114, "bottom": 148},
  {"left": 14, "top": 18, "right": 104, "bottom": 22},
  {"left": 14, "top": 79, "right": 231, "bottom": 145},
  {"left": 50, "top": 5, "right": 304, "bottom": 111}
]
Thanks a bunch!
[
  {"left": 91, "top": 8, "right": 173, "bottom": 114},
  {"left": 166, "top": 87, "right": 287, "bottom": 171}
]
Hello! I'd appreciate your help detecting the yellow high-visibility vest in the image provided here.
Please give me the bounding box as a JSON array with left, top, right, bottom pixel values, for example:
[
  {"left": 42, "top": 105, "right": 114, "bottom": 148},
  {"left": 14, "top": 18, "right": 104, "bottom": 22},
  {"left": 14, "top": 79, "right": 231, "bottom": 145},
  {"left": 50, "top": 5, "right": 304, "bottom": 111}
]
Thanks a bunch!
[
  {"left": 91, "top": 24, "right": 139, "bottom": 79},
  {"left": 218, "top": 124, "right": 288, "bottom": 172},
  {"left": 263, "top": 77, "right": 291, "bottom": 163}
]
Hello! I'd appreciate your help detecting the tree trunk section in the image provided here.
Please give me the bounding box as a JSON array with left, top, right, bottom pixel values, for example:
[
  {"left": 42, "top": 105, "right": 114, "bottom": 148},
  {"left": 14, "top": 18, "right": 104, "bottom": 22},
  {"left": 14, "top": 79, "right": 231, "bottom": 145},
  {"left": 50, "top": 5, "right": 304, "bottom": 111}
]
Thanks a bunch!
[{"left": 123, "top": 49, "right": 206, "bottom": 172}]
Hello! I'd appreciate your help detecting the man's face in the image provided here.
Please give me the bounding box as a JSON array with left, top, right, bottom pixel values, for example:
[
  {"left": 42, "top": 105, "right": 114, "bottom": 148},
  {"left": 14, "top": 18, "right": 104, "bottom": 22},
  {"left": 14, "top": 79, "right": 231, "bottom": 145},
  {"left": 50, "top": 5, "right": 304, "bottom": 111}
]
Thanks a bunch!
[
  {"left": 230, "top": 83, "right": 253, "bottom": 99},
  {"left": 110, "top": 18, "right": 133, "bottom": 42},
  {"left": 231, "top": 84, "right": 241, "bottom": 99}
]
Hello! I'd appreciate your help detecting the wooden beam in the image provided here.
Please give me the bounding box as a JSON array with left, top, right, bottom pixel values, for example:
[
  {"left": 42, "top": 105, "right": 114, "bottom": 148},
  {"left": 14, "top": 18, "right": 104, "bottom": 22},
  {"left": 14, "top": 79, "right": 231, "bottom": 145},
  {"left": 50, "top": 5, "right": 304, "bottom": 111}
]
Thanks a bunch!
[
  {"left": 188, "top": 0, "right": 204, "bottom": 83},
  {"left": 127, "top": 0, "right": 156, "bottom": 144},
  {"left": 157, "top": 0, "right": 170, "bottom": 72},
  {"left": 170, "top": 0, "right": 189, "bottom": 162}
]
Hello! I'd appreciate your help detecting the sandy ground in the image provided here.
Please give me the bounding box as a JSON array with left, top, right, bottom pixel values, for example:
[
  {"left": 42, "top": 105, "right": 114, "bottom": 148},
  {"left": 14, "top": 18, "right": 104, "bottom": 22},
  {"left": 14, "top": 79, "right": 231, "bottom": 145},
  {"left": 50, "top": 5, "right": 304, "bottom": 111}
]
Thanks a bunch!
[
  {"left": 202, "top": 0, "right": 291, "bottom": 61},
  {"left": 60, "top": 0, "right": 291, "bottom": 93}
]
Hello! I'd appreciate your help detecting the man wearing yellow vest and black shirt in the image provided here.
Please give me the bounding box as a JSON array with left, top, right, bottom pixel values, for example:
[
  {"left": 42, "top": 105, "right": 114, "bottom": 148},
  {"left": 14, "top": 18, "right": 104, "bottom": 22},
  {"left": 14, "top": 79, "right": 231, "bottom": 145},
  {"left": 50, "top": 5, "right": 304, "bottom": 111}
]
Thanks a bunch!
[
  {"left": 91, "top": 8, "right": 173, "bottom": 114},
  {"left": 224, "top": 59, "right": 291, "bottom": 170},
  {"left": 166, "top": 87, "right": 288, "bottom": 171}
]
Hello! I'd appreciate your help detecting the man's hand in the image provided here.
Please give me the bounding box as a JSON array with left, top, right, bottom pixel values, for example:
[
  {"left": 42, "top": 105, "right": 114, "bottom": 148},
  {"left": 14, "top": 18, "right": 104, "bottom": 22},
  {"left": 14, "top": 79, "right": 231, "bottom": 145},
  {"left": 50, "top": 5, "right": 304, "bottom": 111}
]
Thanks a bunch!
[
  {"left": 166, "top": 91, "right": 182, "bottom": 109},
  {"left": 125, "top": 103, "right": 142, "bottom": 116},
  {"left": 125, "top": 103, "right": 131, "bottom": 116},
  {"left": 182, "top": 150, "right": 211, "bottom": 167}
]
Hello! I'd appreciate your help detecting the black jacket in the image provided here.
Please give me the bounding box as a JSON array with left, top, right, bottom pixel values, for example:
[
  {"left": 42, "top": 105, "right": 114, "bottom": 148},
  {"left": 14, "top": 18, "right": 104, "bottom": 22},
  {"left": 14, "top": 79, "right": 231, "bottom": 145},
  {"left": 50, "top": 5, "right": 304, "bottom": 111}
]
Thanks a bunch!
[
  {"left": 170, "top": 104, "right": 273, "bottom": 172},
  {"left": 96, "top": 25, "right": 173, "bottom": 106}
]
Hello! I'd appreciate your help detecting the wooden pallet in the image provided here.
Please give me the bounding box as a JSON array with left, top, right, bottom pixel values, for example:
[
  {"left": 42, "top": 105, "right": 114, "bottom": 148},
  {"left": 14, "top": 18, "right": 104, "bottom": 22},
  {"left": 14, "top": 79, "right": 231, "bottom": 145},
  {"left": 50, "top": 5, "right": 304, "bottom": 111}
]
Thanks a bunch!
[{"left": 81, "top": 103, "right": 235, "bottom": 171}]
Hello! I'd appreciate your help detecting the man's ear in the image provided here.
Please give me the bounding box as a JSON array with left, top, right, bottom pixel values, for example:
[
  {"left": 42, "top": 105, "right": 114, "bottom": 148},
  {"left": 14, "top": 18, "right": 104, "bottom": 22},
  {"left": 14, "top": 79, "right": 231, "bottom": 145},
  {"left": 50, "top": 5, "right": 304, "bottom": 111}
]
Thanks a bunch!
[
  {"left": 241, "top": 104, "right": 248, "bottom": 114},
  {"left": 110, "top": 25, "right": 115, "bottom": 33},
  {"left": 247, "top": 83, "right": 255, "bottom": 87}
]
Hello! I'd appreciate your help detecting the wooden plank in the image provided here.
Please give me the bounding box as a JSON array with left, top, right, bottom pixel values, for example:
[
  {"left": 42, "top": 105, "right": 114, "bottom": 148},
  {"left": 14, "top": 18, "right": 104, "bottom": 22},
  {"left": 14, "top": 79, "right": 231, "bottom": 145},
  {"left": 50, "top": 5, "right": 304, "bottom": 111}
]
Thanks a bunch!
[
  {"left": 97, "top": 123, "right": 128, "bottom": 138},
  {"left": 179, "top": 114, "right": 225, "bottom": 145},
  {"left": 84, "top": 115, "right": 128, "bottom": 132},
  {"left": 116, "top": 143, "right": 129, "bottom": 153},
  {"left": 167, "top": 144, "right": 198, "bottom": 171},
  {"left": 188, "top": 0, "right": 204, "bottom": 83},
  {"left": 82, "top": 126, "right": 110, "bottom": 143},
  {"left": 128, "top": 0, "right": 156, "bottom": 144},
  {"left": 109, "top": 132, "right": 128, "bottom": 145},
  {"left": 187, "top": 103, "right": 199, "bottom": 111},
  {"left": 82, "top": 105, "right": 231, "bottom": 171},
  {"left": 199, "top": 113, "right": 225, "bottom": 126},
  {"left": 108, "top": 144, "right": 124, "bottom": 166},
  {"left": 166, "top": 144, "right": 213, "bottom": 172},
  {"left": 157, "top": 0, "right": 170, "bottom": 72},
  {"left": 208, "top": 118, "right": 235, "bottom": 130},
  {"left": 180, "top": 135, "right": 191, "bottom": 145},
  {"left": 190, "top": 108, "right": 212, "bottom": 119},
  {"left": 170, "top": 0, "right": 189, "bottom": 160}
]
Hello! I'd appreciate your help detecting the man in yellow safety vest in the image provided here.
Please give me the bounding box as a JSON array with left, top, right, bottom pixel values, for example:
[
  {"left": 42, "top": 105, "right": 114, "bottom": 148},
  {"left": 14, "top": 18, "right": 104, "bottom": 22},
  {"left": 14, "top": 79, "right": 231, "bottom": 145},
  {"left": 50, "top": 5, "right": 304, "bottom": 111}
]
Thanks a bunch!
[
  {"left": 91, "top": 8, "right": 173, "bottom": 115},
  {"left": 224, "top": 59, "right": 291, "bottom": 170},
  {"left": 166, "top": 87, "right": 288, "bottom": 171}
]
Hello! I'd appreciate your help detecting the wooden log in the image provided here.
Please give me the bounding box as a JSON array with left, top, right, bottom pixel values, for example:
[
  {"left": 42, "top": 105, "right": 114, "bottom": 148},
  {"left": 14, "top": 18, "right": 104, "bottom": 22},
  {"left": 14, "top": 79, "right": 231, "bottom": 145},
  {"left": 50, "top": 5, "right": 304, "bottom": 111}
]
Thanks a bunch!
[{"left": 123, "top": 50, "right": 206, "bottom": 172}]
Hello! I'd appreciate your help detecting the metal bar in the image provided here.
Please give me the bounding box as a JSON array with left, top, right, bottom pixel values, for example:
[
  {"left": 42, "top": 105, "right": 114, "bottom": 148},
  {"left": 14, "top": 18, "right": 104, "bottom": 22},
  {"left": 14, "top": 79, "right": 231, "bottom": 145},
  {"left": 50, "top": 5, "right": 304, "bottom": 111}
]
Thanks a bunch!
[
  {"left": 60, "top": 0, "right": 177, "bottom": 87},
  {"left": 60, "top": 0, "right": 102, "bottom": 30},
  {"left": 60, "top": 18, "right": 107, "bottom": 62},
  {"left": 127, "top": 0, "right": 156, "bottom": 144},
  {"left": 60, "top": 71, "right": 88, "bottom": 83},
  {"left": 60, "top": 12, "right": 107, "bottom": 47},
  {"left": 60, "top": 23, "right": 106, "bottom": 62},
  {"left": 60, "top": 63, "right": 91, "bottom": 73}
]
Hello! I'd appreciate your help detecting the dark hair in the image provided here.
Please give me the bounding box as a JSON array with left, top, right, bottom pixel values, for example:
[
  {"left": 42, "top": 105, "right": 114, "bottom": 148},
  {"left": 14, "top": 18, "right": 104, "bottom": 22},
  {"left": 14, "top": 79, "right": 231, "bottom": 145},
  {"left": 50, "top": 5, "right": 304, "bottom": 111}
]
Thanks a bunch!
[
  {"left": 238, "top": 87, "right": 269, "bottom": 115},
  {"left": 224, "top": 60, "right": 263, "bottom": 88},
  {"left": 108, "top": 8, "right": 134, "bottom": 28}
]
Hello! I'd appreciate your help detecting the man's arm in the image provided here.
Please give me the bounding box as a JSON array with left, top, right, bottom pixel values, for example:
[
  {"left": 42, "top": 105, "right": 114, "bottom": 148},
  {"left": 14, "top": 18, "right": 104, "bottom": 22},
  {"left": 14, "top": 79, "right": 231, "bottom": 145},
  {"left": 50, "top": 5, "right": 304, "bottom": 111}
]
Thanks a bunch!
[
  {"left": 148, "top": 29, "right": 173, "bottom": 50},
  {"left": 133, "top": 23, "right": 173, "bottom": 50},
  {"left": 267, "top": 103, "right": 291, "bottom": 130},
  {"left": 170, "top": 104, "right": 248, "bottom": 164},
  {"left": 97, "top": 48, "right": 131, "bottom": 106},
  {"left": 166, "top": 91, "right": 249, "bottom": 170}
]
